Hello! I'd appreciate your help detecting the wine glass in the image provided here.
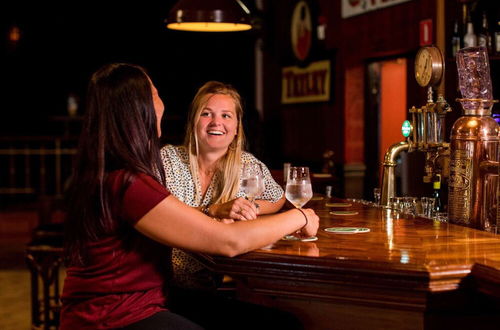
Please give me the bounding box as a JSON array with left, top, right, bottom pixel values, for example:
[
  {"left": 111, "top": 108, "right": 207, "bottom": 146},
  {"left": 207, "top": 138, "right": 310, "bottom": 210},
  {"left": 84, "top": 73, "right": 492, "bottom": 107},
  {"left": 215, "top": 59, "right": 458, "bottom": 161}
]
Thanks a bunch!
[
  {"left": 285, "top": 167, "right": 313, "bottom": 208},
  {"left": 283, "top": 167, "right": 314, "bottom": 241},
  {"left": 241, "top": 163, "right": 264, "bottom": 204}
]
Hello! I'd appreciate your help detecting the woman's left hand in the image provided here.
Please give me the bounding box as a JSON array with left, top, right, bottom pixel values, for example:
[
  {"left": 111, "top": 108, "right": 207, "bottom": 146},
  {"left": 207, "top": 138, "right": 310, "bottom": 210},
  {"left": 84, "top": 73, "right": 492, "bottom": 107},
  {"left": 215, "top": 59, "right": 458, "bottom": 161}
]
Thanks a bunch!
[{"left": 210, "top": 197, "right": 259, "bottom": 221}]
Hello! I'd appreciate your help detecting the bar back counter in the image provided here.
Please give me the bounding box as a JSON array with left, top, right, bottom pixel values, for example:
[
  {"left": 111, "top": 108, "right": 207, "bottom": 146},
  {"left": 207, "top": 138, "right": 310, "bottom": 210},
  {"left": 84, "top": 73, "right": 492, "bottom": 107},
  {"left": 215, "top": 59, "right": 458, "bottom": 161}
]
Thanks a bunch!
[{"left": 195, "top": 199, "right": 500, "bottom": 330}]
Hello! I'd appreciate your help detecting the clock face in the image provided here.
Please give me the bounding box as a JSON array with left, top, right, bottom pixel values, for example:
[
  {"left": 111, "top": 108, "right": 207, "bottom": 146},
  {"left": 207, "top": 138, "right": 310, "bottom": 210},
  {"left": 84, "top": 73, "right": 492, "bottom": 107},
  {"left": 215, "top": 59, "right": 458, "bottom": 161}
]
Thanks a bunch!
[
  {"left": 415, "top": 48, "right": 432, "bottom": 87},
  {"left": 414, "top": 46, "right": 443, "bottom": 87}
]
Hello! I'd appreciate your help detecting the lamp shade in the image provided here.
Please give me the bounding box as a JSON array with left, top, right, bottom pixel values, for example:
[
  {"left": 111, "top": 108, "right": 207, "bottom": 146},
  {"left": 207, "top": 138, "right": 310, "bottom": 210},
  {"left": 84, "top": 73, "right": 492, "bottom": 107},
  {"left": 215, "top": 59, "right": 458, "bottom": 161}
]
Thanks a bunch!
[{"left": 166, "top": 0, "right": 252, "bottom": 32}]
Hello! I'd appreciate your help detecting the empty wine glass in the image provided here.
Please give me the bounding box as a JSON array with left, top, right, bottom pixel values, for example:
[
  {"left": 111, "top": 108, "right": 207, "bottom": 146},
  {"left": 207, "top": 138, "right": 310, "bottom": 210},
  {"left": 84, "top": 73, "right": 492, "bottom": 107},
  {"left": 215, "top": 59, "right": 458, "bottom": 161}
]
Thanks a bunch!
[
  {"left": 283, "top": 167, "right": 313, "bottom": 241},
  {"left": 241, "top": 162, "right": 265, "bottom": 203}
]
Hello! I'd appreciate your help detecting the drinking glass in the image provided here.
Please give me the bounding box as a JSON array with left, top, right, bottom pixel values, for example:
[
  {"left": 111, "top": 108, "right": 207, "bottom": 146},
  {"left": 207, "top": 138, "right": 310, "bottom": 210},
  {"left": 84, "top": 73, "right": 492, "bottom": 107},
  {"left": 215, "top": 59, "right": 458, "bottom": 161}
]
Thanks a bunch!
[
  {"left": 402, "top": 197, "right": 418, "bottom": 216},
  {"left": 433, "top": 212, "right": 448, "bottom": 223},
  {"left": 325, "top": 185, "right": 332, "bottom": 198},
  {"left": 283, "top": 166, "right": 313, "bottom": 241},
  {"left": 285, "top": 167, "right": 313, "bottom": 209},
  {"left": 389, "top": 197, "right": 403, "bottom": 211},
  {"left": 241, "top": 163, "right": 265, "bottom": 203},
  {"left": 421, "top": 197, "right": 436, "bottom": 218},
  {"left": 456, "top": 46, "right": 493, "bottom": 110},
  {"left": 389, "top": 197, "right": 404, "bottom": 219},
  {"left": 283, "top": 162, "right": 291, "bottom": 186},
  {"left": 373, "top": 188, "right": 381, "bottom": 206}
]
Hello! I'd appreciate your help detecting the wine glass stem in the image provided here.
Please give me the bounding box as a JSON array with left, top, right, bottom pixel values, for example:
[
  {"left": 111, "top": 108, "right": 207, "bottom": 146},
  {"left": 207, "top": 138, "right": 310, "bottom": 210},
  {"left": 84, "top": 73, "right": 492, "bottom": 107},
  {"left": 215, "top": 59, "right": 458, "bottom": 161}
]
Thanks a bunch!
[{"left": 295, "top": 206, "right": 302, "bottom": 233}]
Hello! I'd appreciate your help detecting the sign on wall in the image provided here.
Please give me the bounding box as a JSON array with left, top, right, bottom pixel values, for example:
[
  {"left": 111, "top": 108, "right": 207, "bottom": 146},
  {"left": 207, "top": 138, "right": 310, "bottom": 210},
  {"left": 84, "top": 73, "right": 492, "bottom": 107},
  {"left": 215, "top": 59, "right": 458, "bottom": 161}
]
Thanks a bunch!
[
  {"left": 282, "top": 60, "right": 331, "bottom": 104},
  {"left": 291, "top": 1, "right": 312, "bottom": 61},
  {"left": 419, "top": 19, "right": 433, "bottom": 46},
  {"left": 342, "top": 0, "right": 413, "bottom": 18}
]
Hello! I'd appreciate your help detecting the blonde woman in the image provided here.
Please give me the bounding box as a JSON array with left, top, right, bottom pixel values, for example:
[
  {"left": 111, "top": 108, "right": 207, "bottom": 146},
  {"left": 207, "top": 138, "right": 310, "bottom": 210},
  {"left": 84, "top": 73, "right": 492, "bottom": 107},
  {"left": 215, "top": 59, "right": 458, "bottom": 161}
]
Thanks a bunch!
[
  {"left": 161, "top": 81, "right": 284, "bottom": 221},
  {"left": 160, "top": 81, "right": 287, "bottom": 322}
]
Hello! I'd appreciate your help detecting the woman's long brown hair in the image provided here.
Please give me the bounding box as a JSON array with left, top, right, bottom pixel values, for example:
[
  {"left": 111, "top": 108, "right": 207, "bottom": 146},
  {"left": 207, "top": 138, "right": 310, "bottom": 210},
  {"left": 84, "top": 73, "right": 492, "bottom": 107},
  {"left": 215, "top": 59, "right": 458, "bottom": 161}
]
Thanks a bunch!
[{"left": 64, "top": 63, "right": 165, "bottom": 266}]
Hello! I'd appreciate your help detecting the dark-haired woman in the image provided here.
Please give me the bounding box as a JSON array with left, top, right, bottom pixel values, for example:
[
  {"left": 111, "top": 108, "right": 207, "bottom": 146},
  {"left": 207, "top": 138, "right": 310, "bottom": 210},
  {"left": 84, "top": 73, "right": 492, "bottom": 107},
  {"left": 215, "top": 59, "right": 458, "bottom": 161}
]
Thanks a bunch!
[{"left": 60, "top": 63, "right": 318, "bottom": 329}]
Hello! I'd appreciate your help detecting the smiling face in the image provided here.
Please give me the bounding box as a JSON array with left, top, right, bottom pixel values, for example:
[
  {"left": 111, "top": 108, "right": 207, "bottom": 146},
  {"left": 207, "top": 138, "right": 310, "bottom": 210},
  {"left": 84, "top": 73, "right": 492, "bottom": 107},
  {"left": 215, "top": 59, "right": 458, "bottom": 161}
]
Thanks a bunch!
[{"left": 196, "top": 94, "right": 238, "bottom": 154}]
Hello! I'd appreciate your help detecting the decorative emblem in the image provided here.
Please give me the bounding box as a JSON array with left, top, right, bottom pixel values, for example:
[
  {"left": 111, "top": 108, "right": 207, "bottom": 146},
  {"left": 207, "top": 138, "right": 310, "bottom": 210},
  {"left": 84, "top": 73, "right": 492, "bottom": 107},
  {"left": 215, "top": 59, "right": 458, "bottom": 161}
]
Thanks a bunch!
[
  {"left": 448, "top": 149, "right": 472, "bottom": 225},
  {"left": 291, "top": 1, "right": 312, "bottom": 62}
]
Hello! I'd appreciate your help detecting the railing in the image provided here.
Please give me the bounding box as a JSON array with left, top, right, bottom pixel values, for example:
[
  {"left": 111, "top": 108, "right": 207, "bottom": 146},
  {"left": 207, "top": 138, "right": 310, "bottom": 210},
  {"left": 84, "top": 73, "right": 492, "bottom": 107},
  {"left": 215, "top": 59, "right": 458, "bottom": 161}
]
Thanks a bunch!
[{"left": 0, "top": 137, "right": 77, "bottom": 199}]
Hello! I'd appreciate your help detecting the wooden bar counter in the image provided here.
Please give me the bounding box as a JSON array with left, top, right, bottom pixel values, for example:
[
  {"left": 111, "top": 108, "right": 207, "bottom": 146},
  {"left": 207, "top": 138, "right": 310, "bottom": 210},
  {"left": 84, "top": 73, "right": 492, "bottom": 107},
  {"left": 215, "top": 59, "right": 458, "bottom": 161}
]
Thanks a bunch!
[{"left": 195, "top": 198, "right": 500, "bottom": 330}]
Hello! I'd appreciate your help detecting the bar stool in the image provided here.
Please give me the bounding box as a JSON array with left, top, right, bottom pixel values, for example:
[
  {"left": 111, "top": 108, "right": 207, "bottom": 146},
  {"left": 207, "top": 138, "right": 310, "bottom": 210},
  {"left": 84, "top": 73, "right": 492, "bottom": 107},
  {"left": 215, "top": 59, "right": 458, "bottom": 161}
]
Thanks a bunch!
[{"left": 25, "top": 224, "right": 64, "bottom": 330}]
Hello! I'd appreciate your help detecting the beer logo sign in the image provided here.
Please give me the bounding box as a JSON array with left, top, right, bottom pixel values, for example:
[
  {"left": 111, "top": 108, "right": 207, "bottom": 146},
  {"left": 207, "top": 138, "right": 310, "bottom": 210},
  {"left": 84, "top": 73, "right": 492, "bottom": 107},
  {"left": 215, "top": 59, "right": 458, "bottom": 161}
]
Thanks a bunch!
[{"left": 291, "top": 1, "right": 312, "bottom": 61}]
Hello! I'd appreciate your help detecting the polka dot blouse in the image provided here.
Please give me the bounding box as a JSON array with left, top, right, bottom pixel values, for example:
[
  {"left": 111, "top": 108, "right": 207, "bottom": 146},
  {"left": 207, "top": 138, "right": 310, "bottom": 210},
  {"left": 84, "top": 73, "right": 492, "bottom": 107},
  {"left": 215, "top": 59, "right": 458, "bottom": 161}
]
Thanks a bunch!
[{"left": 160, "top": 144, "right": 284, "bottom": 289}]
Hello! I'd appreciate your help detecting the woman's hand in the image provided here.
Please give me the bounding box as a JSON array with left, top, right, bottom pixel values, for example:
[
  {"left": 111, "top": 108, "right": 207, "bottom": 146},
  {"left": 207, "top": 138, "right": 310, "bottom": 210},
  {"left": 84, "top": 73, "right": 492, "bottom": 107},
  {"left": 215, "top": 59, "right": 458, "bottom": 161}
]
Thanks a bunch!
[
  {"left": 218, "top": 218, "right": 235, "bottom": 224},
  {"left": 295, "top": 208, "right": 319, "bottom": 238},
  {"left": 210, "top": 197, "right": 259, "bottom": 221}
]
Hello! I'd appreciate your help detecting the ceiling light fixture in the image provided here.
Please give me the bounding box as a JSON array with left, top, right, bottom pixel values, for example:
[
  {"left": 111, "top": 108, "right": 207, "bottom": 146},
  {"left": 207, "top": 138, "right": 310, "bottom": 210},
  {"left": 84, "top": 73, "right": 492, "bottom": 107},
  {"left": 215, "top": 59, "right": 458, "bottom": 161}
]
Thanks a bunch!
[{"left": 166, "top": 0, "right": 252, "bottom": 32}]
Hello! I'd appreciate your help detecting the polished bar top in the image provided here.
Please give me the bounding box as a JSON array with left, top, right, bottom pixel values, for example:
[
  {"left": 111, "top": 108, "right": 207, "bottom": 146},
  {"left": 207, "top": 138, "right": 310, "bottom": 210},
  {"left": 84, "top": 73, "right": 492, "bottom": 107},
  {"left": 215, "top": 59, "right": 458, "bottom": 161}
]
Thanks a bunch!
[{"left": 198, "top": 198, "right": 500, "bottom": 297}]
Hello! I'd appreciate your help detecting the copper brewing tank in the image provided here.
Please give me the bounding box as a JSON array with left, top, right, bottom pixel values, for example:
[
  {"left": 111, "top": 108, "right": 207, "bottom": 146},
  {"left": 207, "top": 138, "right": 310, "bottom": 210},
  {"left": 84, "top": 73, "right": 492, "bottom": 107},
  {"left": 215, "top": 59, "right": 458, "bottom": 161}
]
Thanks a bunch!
[{"left": 448, "top": 103, "right": 499, "bottom": 231}]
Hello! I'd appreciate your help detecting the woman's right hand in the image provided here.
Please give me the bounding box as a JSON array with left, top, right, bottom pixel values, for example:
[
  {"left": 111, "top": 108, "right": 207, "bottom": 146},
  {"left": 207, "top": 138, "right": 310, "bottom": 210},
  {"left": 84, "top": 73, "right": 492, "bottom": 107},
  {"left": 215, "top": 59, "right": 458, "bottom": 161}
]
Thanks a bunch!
[
  {"left": 210, "top": 197, "right": 259, "bottom": 221},
  {"left": 295, "top": 208, "right": 319, "bottom": 238}
]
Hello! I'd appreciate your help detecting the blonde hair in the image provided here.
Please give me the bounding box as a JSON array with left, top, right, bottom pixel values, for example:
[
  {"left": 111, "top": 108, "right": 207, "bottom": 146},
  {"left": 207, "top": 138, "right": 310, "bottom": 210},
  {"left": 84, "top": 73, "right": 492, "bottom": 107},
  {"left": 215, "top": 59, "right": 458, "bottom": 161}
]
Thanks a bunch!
[{"left": 184, "top": 81, "right": 246, "bottom": 204}]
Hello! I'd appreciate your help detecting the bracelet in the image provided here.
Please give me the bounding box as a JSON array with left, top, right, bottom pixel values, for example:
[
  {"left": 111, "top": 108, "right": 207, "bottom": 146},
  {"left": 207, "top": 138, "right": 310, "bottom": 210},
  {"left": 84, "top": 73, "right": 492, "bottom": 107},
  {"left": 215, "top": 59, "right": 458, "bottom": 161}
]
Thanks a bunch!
[{"left": 296, "top": 208, "right": 308, "bottom": 230}]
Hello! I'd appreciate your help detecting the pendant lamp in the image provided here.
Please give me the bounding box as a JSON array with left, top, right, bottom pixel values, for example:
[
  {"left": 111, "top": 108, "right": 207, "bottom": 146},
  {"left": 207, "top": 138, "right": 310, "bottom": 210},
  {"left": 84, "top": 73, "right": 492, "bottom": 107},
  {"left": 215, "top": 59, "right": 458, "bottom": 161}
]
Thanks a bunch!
[{"left": 166, "top": 0, "right": 252, "bottom": 32}]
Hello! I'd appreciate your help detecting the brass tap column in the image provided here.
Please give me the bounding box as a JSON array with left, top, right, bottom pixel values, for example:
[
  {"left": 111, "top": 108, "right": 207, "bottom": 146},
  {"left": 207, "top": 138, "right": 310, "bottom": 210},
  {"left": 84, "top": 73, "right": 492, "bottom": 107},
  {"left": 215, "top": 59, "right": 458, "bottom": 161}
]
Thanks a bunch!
[
  {"left": 380, "top": 142, "right": 409, "bottom": 206},
  {"left": 449, "top": 47, "right": 499, "bottom": 232},
  {"left": 448, "top": 99, "right": 499, "bottom": 231}
]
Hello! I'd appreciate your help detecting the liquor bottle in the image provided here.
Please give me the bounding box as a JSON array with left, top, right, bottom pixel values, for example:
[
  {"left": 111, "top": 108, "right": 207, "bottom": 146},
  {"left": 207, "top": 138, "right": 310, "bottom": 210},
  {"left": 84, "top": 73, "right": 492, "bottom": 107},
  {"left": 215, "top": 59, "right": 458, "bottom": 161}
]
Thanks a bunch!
[
  {"left": 451, "top": 20, "right": 461, "bottom": 57},
  {"left": 464, "top": 22, "right": 477, "bottom": 48},
  {"left": 495, "top": 20, "right": 500, "bottom": 55},
  {"left": 477, "top": 12, "right": 492, "bottom": 53},
  {"left": 432, "top": 174, "right": 442, "bottom": 213},
  {"left": 460, "top": 3, "right": 468, "bottom": 40}
]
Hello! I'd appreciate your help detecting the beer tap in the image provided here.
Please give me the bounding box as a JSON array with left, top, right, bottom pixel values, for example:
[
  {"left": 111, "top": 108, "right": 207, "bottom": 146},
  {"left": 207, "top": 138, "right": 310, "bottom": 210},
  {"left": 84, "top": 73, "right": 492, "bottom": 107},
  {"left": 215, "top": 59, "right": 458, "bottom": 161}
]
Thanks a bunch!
[
  {"left": 380, "top": 46, "right": 451, "bottom": 207},
  {"left": 420, "top": 94, "right": 451, "bottom": 183}
]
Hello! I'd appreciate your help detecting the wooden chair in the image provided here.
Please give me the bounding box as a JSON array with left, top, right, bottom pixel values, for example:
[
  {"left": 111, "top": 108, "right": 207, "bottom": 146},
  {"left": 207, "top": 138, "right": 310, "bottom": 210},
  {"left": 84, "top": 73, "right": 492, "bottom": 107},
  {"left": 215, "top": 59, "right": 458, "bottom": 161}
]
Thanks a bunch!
[{"left": 25, "top": 224, "right": 64, "bottom": 330}]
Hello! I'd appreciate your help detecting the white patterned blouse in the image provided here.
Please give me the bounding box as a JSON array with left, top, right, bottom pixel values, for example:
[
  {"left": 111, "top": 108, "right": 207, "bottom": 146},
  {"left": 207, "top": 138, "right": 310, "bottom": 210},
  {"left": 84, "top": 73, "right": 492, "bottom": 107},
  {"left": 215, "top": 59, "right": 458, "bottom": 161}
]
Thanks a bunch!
[{"left": 159, "top": 144, "right": 284, "bottom": 289}]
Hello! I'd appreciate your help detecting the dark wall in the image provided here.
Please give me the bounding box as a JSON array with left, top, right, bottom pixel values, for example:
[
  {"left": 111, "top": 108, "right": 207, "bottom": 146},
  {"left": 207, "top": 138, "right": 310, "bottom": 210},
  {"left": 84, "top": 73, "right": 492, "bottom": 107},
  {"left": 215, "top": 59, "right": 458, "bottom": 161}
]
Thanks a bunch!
[
  {"left": 259, "top": 0, "right": 436, "bottom": 170},
  {"left": 1, "top": 1, "right": 257, "bottom": 147},
  {"left": 5, "top": 0, "right": 498, "bottom": 178},
  {"left": 260, "top": 0, "right": 338, "bottom": 171}
]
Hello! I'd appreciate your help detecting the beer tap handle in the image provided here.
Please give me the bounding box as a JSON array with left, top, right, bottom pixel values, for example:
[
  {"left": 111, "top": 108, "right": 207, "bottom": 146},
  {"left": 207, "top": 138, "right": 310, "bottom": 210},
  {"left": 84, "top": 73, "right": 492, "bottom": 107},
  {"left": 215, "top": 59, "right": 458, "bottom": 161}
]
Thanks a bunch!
[
  {"left": 423, "top": 147, "right": 451, "bottom": 183},
  {"left": 436, "top": 94, "right": 451, "bottom": 114},
  {"left": 427, "top": 86, "right": 433, "bottom": 103}
]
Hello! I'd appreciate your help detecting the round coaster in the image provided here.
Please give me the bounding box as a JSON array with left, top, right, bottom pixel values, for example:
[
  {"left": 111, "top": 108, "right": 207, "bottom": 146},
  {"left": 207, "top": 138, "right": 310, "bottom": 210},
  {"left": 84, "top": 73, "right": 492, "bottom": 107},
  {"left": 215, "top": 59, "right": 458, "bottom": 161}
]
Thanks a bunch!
[
  {"left": 300, "top": 236, "right": 318, "bottom": 242},
  {"left": 282, "top": 235, "right": 319, "bottom": 242},
  {"left": 325, "top": 202, "right": 352, "bottom": 207},
  {"left": 324, "top": 227, "right": 370, "bottom": 234},
  {"left": 329, "top": 211, "right": 358, "bottom": 216}
]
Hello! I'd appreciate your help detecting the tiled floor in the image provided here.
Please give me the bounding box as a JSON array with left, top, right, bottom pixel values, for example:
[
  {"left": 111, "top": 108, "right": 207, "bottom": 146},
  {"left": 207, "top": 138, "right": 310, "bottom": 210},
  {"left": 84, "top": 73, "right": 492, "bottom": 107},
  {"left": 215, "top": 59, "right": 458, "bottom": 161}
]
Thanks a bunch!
[{"left": 0, "top": 207, "right": 39, "bottom": 330}]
